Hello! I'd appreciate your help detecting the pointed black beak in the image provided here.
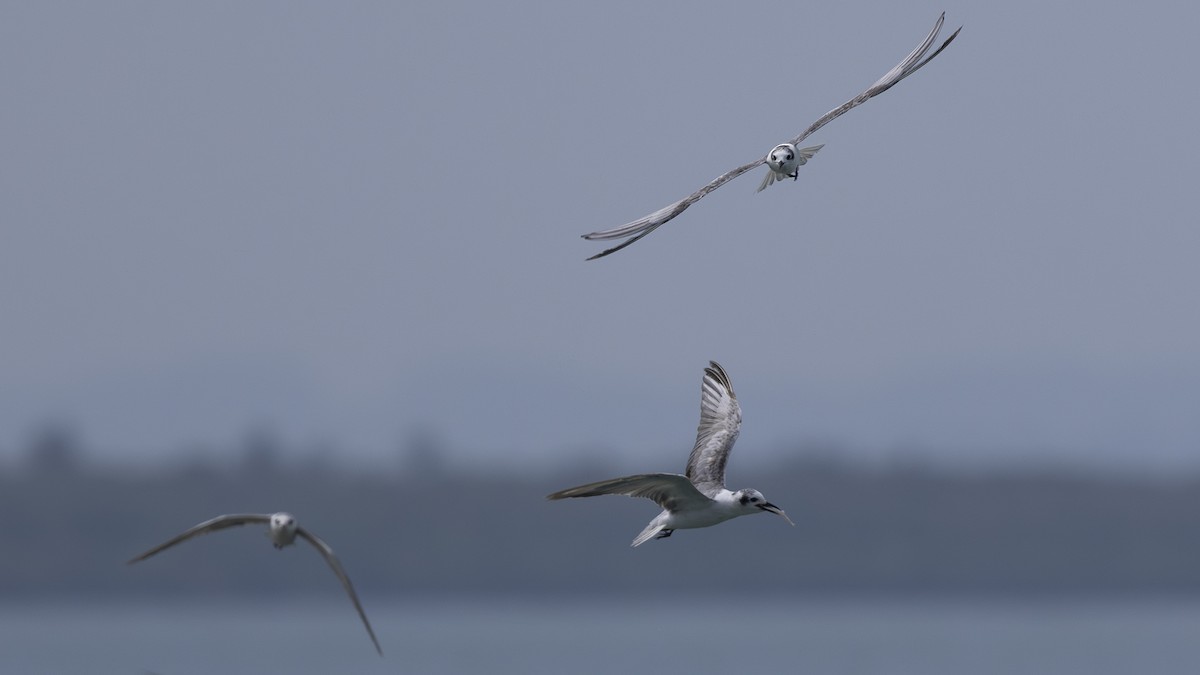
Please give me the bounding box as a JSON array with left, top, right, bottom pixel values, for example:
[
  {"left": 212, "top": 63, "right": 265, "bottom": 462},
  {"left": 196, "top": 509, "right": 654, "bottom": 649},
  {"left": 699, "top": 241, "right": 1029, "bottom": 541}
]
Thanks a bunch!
[{"left": 758, "top": 502, "right": 795, "bottom": 526}]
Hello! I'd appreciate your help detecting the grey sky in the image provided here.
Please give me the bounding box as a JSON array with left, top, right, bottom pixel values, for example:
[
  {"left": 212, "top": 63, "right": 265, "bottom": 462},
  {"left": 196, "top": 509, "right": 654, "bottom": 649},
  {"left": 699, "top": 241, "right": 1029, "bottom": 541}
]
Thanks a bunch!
[{"left": 2, "top": 2, "right": 1198, "bottom": 469}]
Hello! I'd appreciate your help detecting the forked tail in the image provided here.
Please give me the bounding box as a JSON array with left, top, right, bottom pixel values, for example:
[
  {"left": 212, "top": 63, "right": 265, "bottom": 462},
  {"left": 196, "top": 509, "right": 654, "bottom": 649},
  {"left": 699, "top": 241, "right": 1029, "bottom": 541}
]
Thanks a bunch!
[
  {"left": 795, "top": 144, "right": 824, "bottom": 164},
  {"left": 631, "top": 522, "right": 667, "bottom": 547}
]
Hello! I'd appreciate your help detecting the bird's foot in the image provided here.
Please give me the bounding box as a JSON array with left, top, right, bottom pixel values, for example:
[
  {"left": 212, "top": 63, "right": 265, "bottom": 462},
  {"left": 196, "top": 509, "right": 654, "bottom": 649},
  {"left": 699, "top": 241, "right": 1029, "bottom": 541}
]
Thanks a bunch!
[{"left": 655, "top": 529, "right": 674, "bottom": 540}]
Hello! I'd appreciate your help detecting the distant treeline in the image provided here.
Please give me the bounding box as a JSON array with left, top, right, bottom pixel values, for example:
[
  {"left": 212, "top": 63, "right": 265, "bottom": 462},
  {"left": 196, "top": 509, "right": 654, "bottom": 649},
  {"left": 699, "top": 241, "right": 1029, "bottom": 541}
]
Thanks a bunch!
[{"left": 5, "top": 427, "right": 1200, "bottom": 599}]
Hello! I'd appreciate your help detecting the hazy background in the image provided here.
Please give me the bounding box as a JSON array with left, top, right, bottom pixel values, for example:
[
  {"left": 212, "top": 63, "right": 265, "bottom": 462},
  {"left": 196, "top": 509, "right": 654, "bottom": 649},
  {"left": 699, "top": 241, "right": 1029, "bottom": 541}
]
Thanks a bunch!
[
  {"left": 8, "top": 428, "right": 1200, "bottom": 599},
  {"left": 3, "top": 1, "right": 1198, "bottom": 473},
  {"left": 4, "top": 2, "right": 1200, "bottom": 672}
]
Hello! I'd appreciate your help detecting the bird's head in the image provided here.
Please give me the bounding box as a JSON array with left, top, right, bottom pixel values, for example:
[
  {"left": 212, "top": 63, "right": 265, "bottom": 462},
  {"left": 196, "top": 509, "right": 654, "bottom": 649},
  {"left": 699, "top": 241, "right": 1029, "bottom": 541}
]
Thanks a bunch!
[
  {"left": 765, "top": 143, "right": 797, "bottom": 172},
  {"left": 270, "top": 512, "right": 298, "bottom": 538},
  {"left": 735, "top": 489, "right": 794, "bottom": 526}
]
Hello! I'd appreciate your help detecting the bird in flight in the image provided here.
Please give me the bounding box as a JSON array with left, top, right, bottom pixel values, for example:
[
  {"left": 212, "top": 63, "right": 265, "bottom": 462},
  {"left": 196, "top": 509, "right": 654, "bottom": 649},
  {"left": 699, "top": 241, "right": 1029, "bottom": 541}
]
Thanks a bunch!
[
  {"left": 128, "top": 511, "right": 383, "bottom": 656},
  {"left": 582, "top": 12, "right": 961, "bottom": 260},
  {"left": 548, "top": 361, "right": 793, "bottom": 546}
]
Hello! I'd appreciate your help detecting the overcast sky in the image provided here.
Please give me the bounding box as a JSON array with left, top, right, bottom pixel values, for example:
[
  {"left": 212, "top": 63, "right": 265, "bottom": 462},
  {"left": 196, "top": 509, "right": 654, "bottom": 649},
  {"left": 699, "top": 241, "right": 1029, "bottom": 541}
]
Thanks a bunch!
[{"left": 2, "top": 1, "right": 1198, "bottom": 470}]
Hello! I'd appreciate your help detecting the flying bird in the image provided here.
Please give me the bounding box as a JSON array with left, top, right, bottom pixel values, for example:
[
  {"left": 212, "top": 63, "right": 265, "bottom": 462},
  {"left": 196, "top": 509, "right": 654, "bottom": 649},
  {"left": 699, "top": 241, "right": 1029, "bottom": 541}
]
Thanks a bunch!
[
  {"left": 582, "top": 12, "right": 961, "bottom": 260},
  {"left": 548, "top": 361, "right": 793, "bottom": 546},
  {"left": 128, "top": 512, "right": 382, "bottom": 656}
]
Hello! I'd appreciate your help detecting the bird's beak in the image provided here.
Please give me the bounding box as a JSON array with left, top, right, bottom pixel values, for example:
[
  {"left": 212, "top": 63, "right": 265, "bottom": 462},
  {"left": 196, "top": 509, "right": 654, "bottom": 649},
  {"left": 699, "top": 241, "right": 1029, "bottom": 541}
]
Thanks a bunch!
[{"left": 759, "top": 502, "right": 795, "bottom": 526}]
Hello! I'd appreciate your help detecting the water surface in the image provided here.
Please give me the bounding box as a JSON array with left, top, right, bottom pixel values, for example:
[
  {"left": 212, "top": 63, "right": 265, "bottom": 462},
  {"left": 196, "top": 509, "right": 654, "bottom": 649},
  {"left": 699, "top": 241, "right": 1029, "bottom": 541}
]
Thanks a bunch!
[{"left": 5, "top": 597, "right": 1200, "bottom": 674}]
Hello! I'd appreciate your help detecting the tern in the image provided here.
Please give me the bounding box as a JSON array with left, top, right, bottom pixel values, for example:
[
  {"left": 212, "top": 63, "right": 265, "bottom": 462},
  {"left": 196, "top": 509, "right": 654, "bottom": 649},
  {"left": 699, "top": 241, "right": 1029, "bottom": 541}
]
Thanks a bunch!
[
  {"left": 548, "top": 361, "right": 793, "bottom": 546},
  {"left": 128, "top": 512, "right": 382, "bottom": 656},
  {"left": 582, "top": 12, "right": 961, "bottom": 260}
]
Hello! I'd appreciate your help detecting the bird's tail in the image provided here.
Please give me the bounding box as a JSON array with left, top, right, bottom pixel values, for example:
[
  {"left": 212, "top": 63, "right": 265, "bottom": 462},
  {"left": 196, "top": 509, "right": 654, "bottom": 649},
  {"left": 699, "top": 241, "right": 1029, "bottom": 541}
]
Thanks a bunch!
[
  {"left": 756, "top": 169, "right": 778, "bottom": 193},
  {"left": 795, "top": 144, "right": 824, "bottom": 165},
  {"left": 631, "top": 522, "right": 666, "bottom": 548}
]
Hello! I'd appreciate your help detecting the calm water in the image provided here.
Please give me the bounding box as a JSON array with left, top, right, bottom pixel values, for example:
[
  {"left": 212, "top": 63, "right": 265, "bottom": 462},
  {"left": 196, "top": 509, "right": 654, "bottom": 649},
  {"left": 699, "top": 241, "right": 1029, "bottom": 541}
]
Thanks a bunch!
[{"left": 4, "top": 597, "right": 1200, "bottom": 674}]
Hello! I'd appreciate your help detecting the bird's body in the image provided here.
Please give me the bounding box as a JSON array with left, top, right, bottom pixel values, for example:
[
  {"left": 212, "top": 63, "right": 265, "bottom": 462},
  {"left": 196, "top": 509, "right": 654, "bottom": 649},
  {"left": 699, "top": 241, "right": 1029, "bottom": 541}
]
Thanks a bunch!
[
  {"left": 548, "top": 362, "right": 793, "bottom": 547},
  {"left": 127, "top": 511, "right": 382, "bottom": 656},
  {"left": 632, "top": 487, "right": 774, "bottom": 546},
  {"left": 758, "top": 143, "right": 824, "bottom": 192},
  {"left": 657, "top": 489, "right": 748, "bottom": 529},
  {"left": 582, "top": 13, "right": 961, "bottom": 260}
]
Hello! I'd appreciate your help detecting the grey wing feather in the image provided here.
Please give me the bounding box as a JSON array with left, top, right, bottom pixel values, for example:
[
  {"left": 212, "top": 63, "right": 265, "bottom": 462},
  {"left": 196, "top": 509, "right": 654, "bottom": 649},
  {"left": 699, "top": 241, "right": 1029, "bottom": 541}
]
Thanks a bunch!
[
  {"left": 581, "top": 200, "right": 687, "bottom": 241},
  {"left": 295, "top": 527, "right": 383, "bottom": 656},
  {"left": 127, "top": 514, "right": 271, "bottom": 564},
  {"left": 685, "top": 361, "right": 741, "bottom": 497},
  {"left": 785, "top": 13, "right": 961, "bottom": 148},
  {"left": 582, "top": 158, "right": 766, "bottom": 260},
  {"left": 547, "top": 473, "right": 712, "bottom": 512}
]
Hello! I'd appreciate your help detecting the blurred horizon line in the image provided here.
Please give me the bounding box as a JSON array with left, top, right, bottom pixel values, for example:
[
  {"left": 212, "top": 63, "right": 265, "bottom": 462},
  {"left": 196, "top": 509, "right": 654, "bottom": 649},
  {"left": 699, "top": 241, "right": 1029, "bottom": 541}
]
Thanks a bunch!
[{"left": 7, "top": 419, "right": 1200, "bottom": 482}]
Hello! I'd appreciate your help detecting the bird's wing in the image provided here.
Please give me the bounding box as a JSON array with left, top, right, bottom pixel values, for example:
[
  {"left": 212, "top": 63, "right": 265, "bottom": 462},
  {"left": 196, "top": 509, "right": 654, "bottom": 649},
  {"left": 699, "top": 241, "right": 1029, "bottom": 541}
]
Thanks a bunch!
[
  {"left": 785, "top": 13, "right": 961, "bottom": 148},
  {"left": 685, "top": 361, "right": 741, "bottom": 497},
  {"left": 547, "top": 473, "right": 712, "bottom": 512},
  {"left": 126, "top": 514, "right": 271, "bottom": 564},
  {"left": 581, "top": 157, "right": 766, "bottom": 260},
  {"left": 581, "top": 13, "right": 959, "bottom": 260},
  {"left": 295, "top": 527, "right": 383, "bottom": 656}
]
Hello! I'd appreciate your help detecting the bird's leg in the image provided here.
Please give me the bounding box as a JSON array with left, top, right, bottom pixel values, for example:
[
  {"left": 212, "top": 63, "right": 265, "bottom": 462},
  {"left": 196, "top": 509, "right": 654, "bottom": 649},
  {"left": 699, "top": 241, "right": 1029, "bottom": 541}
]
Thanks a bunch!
[{"left": 654, "top": 529, "right": 674, "bottom": 540}]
